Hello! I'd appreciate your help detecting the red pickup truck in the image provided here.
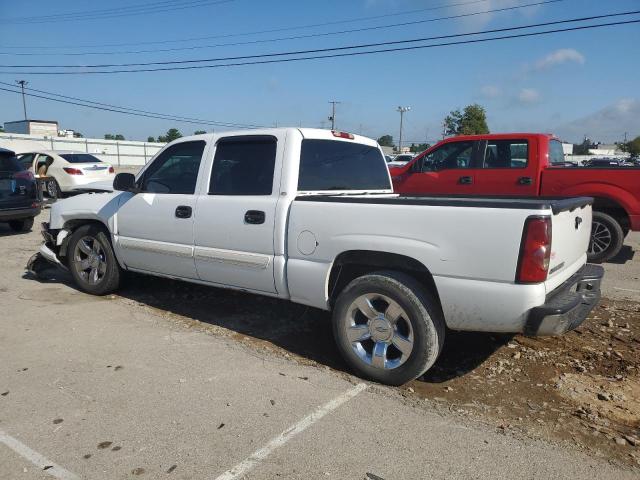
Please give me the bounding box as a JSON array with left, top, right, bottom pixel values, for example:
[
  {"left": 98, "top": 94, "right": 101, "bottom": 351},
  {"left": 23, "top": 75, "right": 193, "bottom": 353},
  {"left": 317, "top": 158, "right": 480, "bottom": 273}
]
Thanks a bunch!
[{"left": 390, "top": 133, "right": 640, "bottom": 263}]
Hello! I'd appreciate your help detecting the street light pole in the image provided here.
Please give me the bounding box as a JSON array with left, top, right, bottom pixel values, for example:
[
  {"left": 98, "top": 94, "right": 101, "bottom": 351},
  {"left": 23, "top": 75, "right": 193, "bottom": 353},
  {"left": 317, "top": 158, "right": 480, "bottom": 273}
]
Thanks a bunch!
[
  {"left": 396, "top": 106, "right": 410, "bottom": 153},
  {"left": 16, "top": 80, "right": 28, "bottom": 120}
]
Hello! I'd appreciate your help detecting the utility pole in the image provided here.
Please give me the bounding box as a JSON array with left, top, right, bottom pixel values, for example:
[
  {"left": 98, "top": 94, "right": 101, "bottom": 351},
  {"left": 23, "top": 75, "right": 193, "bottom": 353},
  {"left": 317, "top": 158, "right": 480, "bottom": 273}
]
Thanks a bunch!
[
  {"left": 396, "top": 106, "right": 410, "bottom": 153},
  {"left": 16, "top": 80, "right": 28, "bottom": 120},
  {"left": 328, "top": 101, "right": 341, "bottom": 130}
]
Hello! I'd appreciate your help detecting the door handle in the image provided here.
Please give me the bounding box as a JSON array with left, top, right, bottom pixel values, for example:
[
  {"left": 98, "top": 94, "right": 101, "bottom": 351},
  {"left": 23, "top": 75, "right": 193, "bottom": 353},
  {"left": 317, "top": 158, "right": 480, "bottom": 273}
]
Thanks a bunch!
[
  {"left": 175, "top": 205, "right": 192, "bottom": 219},
  {"left": 458, "top": 176, "right": 473, "bottom": 185},
  {"left": 244, "top": 210, "right": 265, "bottom": 225},
  {"left": 518, "top": 176, "right": 533, "bottom": 185}
]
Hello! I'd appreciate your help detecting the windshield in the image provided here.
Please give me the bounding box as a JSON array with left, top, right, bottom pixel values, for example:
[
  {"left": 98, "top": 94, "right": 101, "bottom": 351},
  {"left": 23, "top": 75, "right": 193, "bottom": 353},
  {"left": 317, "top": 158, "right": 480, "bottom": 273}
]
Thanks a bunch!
[
  {"left": 60, "top": 153, "right": 102, "bottom": 164},
  {"left": 298, "top": 139, "right": 390, "bottom": 191}
]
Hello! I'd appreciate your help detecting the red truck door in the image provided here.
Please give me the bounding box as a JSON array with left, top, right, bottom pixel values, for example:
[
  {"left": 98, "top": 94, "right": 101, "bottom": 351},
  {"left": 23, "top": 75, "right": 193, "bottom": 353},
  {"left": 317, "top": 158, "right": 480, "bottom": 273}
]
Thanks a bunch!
[
  {"left": 395, "top": 140, "right": 482, "bottom": 194},
  {"left": 473, "top": 138, "right": 539, "bottom": 195}
]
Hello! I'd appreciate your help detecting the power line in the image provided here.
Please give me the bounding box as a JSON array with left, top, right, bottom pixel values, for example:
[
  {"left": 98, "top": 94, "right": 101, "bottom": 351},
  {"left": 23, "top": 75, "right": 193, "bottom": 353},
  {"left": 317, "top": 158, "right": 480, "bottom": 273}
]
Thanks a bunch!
[
  {"left": 3, "top": 10, "right": 637, "bottom": 70},
  {"left": 0, "top": 0, "right": 236, "bottom": 25},
  {"left": 0, "top": 80, "right": 262, "bottom": 127},
  {"left": 0, "top": 0, "right": 496, "bottom": 49},
  {"left": 0, "top": 84, "right": 264, "bottom": 129},
  {"left": 1, "top": 18, "right": 638, "bottom": 75},
  {"left": 0, "top": 0, "right": 566, "bottom": 57}
]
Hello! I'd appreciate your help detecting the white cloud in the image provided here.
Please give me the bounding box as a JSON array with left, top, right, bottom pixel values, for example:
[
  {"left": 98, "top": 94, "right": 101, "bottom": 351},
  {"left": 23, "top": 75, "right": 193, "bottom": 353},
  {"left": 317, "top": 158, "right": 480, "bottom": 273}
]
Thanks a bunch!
[
  {"left": 534, "top": 48, "right": 585, "bottom": 70},
  {"left": 517, "top": 88, "right": 540, "bottom": 104},
  {"left": 554, "top": 99, "right": 640, "bottom": 143},
  {"left": 480, "top": 85, "right": 501, "bottom": 98},
  {"left": 448, "top": 0, "right": 543, "bottom": 27}
]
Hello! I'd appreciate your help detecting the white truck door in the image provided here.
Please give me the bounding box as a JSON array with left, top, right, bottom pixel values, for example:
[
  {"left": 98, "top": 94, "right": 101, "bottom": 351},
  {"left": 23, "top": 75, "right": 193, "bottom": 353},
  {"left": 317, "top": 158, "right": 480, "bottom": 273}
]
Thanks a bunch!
[
  {"left": 193, "top": 135, "right": 281, "bottom": 293},
  {"left": 115, "top": 140, "right": 206, "bottom": 279}
]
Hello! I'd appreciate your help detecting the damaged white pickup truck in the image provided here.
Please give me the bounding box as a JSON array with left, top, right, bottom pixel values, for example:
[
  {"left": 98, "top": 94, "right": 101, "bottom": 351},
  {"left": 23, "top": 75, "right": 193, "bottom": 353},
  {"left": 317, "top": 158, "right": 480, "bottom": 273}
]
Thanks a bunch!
[{"left": 31, "top": 128, "right": 603, "bottom": 385}]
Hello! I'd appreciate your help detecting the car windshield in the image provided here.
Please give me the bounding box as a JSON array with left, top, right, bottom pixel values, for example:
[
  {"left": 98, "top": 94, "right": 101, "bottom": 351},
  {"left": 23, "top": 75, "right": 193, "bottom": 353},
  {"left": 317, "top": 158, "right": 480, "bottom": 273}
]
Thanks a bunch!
[{"left": 59, "top": 153, "right": 102, "bottom": 163}]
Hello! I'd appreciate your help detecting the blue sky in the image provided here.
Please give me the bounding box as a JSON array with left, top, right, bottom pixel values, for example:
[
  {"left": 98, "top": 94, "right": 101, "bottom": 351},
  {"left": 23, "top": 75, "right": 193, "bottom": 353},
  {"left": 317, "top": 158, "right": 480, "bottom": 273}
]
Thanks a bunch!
[{"left": 0, "top": 0, "right": 638, "bottom": 144}]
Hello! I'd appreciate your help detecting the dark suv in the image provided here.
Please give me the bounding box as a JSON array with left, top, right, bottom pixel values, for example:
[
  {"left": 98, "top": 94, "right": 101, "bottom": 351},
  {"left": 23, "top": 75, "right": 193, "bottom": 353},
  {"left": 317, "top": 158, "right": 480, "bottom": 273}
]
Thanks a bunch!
[{"left": 0, "top": 148, "right": 41, "bottom": 232}]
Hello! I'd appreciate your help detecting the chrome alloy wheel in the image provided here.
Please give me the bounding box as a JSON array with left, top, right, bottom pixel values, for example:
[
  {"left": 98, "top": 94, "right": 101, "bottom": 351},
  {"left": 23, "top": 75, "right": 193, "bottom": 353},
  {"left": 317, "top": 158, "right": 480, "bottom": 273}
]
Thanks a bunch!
[
  {"left": 46, "top": 180, "right": 57, "bottom": 198},
  {"left": 343, "top": 293, "right": 414, "bottom": 370},
  {"left": 72, "top": 236, "right": 107, "bottom": 285},
  {"left": 589, "top": 221, "right": 612, "bottom": 255}
]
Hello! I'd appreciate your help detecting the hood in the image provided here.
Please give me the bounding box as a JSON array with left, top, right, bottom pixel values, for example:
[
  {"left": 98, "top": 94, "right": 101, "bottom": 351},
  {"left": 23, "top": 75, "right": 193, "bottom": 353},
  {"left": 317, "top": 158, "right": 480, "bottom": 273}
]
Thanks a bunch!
[{"left": 49, "top": 190, "right": 125, "bottom": 230}]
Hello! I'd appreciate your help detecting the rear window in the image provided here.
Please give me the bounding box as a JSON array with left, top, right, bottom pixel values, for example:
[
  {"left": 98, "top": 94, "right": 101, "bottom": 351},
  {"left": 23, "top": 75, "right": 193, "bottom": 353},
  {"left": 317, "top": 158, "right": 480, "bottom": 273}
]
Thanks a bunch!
[
  {"left": 298, "top": 140, "right": 390, "bottom": 191},
  {"left": 60, "top": 153, "right": 102, "bottom": 164},
  {"left": 549, "top": 140, "right": 565, "bottom": 165},
  {"left": 0, "top": 153, "right": 22, "bottom": 172}
]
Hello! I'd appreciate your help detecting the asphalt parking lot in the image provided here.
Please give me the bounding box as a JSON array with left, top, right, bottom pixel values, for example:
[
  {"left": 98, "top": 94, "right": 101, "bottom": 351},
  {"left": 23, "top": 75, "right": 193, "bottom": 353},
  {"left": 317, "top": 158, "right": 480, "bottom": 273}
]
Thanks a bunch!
[{"left": 1, "top": 212, "right": 638, "bottom": 480}]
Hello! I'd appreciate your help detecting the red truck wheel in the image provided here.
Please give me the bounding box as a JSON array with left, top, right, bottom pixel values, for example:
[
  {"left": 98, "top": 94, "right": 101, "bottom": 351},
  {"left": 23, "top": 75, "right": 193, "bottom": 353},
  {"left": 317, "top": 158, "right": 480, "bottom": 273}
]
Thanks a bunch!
[{"left": 588, "top": 211, "right": 624, "bottom": 263}]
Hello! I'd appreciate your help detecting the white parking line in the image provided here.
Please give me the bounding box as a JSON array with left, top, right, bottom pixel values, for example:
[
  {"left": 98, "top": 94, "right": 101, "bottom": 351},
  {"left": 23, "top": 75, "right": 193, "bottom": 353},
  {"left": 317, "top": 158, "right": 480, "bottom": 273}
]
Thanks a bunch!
[
  {"left": 213, "top": 383, "right": 368, "bottom": 480},
  {"left": 0, "top": 430, "right": 79, "bottom": 480},
  {"left": 613, "top": 287, "right": 640, "bottom": 294}
]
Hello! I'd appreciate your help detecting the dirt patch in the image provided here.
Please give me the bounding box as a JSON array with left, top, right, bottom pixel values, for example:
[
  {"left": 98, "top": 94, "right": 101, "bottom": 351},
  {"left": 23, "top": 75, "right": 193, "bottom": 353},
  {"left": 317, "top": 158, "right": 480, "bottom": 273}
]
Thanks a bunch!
[{"left": 410, "top": 298, "right": 640, "bottom": 467}]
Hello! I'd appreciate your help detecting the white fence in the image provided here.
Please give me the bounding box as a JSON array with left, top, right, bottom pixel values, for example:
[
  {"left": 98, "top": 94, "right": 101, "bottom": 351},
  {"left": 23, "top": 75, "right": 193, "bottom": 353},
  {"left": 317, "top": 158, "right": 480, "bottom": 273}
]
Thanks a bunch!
[{"left": 0, "top": 132, "right": 165, "bottom": 166}]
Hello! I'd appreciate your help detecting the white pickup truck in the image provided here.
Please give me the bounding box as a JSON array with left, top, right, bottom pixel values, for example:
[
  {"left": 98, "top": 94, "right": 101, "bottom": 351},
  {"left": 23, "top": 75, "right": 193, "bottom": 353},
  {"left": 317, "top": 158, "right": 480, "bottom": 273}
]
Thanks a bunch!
[{"left": 30, "top": 128, "right": 603, "bottom": 385}]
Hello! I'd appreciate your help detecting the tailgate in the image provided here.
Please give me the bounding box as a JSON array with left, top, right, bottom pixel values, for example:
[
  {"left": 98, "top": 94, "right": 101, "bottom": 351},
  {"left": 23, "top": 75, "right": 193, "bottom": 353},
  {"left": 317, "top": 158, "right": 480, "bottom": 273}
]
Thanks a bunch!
[{"left": 547, "top": 201, "right": 592, "bottom": 290}]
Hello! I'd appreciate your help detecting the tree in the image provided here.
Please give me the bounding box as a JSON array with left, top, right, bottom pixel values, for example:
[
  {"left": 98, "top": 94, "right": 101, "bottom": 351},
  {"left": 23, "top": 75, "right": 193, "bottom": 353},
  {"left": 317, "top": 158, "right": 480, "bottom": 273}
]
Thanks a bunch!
[
  {"left": 626, "top": 136, "right": 640, "bottom": 159},
  {"left": 443, "top": 104, "right": 489, "bottom": 136},
  {"left": 157, "top": 128, "right": 182, "bottom": 143},
  {"left": 377, "top": 135, "right": 394, "bottom": 147},
  {"left": 573, "top": 138, "right": 593, "bottom": 155},
  {"left": 147, "top": 136, "right": 156, "bottom": 143},
  {"left": 443, "top": 109, "right": 463, "bottom": 137},
  {"left": 194, "top": 130, "right": 206, "bottom": 135},
  {"left": 410, "top": 143, "right": 430, "bottom": 153},
  {"left": 105, "top": 133, "right": 125, "bottom": 140}
]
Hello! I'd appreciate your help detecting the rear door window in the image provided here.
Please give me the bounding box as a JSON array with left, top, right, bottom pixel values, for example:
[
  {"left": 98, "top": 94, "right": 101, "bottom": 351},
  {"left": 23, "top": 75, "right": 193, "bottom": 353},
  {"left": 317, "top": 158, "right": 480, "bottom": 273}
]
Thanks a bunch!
[
  {"left": 482, "top": 140, "right": 529, "bottom": 169},
  {"left": 0, "top": 154, "right": 22, "bottom": 173},
  {"left": 298, "top": 139, "right": 390, "bottom": 191},
  {"left": 209, "top": 136, "right": 277, "bottom": 195}
]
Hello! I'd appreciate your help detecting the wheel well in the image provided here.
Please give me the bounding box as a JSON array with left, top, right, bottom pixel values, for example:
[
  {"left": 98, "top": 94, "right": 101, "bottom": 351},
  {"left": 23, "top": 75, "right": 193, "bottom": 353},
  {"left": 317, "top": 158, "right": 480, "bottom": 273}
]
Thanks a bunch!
[
  {"left": 328, "top": 250, "right": 440, "bottom": 307},
  {"left": 592, "top": 197, "right": 630, "bottom": 231},
  {"left": 59, "top": 219, "right": 110, "bottom": 258}
]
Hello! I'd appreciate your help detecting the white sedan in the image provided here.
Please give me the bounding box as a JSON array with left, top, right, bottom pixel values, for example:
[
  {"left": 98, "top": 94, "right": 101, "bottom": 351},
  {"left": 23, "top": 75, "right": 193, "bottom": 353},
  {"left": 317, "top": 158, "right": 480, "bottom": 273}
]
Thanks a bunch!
[{"left": 17, "top": 151, "right": 115, "bottom": 198}]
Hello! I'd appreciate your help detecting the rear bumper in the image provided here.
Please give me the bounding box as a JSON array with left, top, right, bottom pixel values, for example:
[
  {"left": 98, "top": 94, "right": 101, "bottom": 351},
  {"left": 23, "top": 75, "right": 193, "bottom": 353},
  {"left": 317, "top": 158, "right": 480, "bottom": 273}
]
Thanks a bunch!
[
  {"left": 0, "top": 205, "right": 40, "bottom": 221},
  {"left": 524, "top": 264, "right": 604, "bottom": 336}
]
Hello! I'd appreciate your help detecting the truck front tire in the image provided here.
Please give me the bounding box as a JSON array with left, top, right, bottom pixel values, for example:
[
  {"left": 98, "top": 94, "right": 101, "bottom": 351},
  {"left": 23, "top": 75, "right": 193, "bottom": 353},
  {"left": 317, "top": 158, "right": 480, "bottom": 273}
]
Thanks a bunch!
[
  {"left": 588, "top": 211, "right": 624, "bottom": 263},
  {"left": 67, "top": 224, "right": 121, "bottom": 295},
  {"left": 332, "top": 271, "right": 445, "bottom": 386}
]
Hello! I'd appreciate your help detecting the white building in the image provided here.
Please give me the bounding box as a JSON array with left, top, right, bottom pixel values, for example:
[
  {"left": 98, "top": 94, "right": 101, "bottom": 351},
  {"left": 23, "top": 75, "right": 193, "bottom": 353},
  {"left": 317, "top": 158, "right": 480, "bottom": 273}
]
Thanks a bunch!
[{"left": 4, "top": 119, "right": 59, "bottom": 137}]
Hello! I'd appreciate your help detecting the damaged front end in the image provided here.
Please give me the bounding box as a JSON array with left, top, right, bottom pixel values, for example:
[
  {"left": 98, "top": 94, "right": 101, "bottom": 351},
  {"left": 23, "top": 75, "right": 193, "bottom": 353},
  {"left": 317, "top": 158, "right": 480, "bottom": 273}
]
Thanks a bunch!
[{"left": 27, "top": 222, "right": 70, "bottom": 276}]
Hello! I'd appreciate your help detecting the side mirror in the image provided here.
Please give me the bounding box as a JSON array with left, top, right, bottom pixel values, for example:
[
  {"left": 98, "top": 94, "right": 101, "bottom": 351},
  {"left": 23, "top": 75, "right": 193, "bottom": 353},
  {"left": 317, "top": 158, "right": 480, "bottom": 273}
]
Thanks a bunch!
[
  {"left": 411, "top": 157, "right": 424, "bottom": 173},
  {"left": 113, "top": 173, "right": 138, "bottom": 192}
]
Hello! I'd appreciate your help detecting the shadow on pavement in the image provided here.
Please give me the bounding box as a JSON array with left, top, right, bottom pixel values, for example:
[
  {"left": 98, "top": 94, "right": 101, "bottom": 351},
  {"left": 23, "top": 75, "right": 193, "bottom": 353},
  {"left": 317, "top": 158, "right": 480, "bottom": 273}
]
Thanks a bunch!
[
  {"left": 24, "top": 267, "right": 507, "bottom": 381},
  {"left": 608, "top": 245, "right": 635, "bottom": 265}
]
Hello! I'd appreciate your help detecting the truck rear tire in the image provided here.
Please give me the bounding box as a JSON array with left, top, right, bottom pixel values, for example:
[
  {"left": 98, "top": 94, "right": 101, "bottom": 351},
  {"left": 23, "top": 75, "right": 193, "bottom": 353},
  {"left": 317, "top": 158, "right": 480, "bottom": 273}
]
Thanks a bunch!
[
  {"left": 588, "top": 211, "right": 624, "bottom": 263},
  {"left": 67, "top": 224, "right": 121, "bottom": 295},
  {"left": 332, "top": 271, "right": 445, "bottom": 386}
]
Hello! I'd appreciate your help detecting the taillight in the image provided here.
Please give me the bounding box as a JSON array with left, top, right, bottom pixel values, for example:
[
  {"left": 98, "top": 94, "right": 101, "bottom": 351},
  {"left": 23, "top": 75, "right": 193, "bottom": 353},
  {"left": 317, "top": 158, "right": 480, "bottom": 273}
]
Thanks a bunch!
[
  {"left": 108, "top": 166, "right": 115, "bottom": 173},
  {"left": 331, "top": 130, "right": 354, "bottom": 139},
  {"left": 516, "top": 216, "right": 552, "bottom": 283},
  {"left": 63, "top": 167, "right": 83, "bottom": 175},
  {"left": 13, "top": 170, "right": 34, "bottom": 181}
]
